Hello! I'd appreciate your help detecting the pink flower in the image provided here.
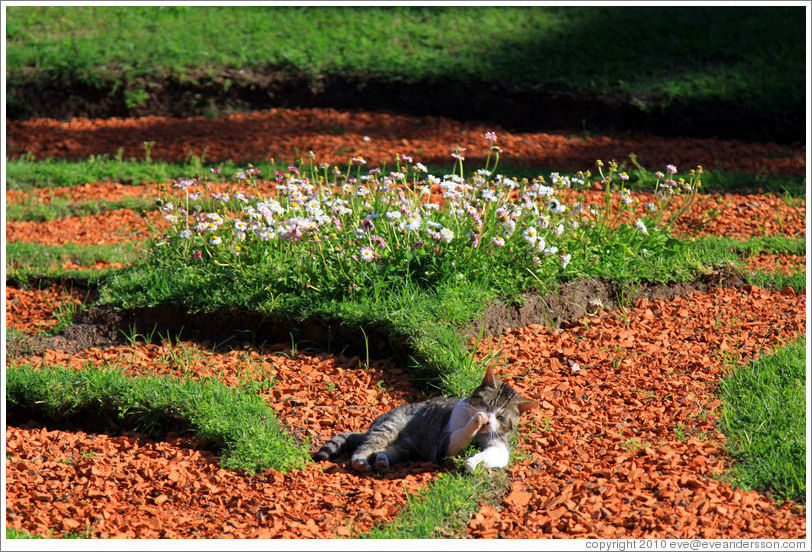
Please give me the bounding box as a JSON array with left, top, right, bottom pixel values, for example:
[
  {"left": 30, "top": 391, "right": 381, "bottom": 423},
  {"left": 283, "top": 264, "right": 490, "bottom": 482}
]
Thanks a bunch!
[
  {"left": 666, "top": 164, "right": 677, "bottom": 174},
  {"left": 360, "top": 247, "right": 375, "bottom": 262},
  {"left": 370, "top": 235, "right": 388, "bottom": 249},
  {"left": 484, "top": 131, "right": 498, "bottom": 142}
]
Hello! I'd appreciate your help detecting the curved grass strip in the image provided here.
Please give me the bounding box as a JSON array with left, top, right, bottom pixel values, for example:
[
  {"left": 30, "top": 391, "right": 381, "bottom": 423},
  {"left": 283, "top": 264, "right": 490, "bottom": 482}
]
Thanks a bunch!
[
  {"left": 6, "top": 363, "right": 310, "bottom": 473},
  {"left": 718, "top": 336, "right": 807, "bottom": 504},
  {"left": 6, "top": 196, "right": 154, "bottom": 223},
  {"left": 744, "top": 270, "right": 806, "bottom": 294},
  {"left": 6, "top": 527, "right": 44, "bottom": 539},
  {"left": 362, "top": 470, "right": 505, "bottom": 539},
  {"left": 6, "top": 241, "right": 143, "bottom": 285},
  {"left": 6, "top": 155, "right": 206, "bottom": 190}
]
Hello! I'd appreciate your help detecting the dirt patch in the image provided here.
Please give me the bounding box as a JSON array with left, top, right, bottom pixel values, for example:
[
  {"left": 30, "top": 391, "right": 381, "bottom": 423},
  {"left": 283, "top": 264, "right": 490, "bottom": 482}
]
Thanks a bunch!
[
  {"left": 469, "top": 265, "right": 750, "bottom": 338},
  {"left": 8, "top": 301, "right": 412, "bottom": 365},
  {"left": 6, "top": 70, "right": 804, "bottom": 144}
]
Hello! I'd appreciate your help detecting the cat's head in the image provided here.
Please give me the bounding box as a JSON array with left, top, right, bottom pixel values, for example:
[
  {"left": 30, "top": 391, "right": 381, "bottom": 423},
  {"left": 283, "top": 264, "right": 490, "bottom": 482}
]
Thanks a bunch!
[{"left": 467, "top": 367, "right": 537, "bottom": 435}]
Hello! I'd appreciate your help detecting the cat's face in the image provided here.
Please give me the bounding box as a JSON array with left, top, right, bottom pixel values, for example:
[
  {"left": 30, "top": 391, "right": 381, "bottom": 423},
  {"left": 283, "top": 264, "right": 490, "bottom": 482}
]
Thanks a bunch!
[{"left": 467, "top": 367, "right": 536, "bottom": 434}]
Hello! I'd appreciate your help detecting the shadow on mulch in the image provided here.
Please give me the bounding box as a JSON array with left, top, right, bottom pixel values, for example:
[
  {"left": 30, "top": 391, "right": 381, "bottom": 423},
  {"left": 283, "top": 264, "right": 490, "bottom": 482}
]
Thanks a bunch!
[
  {"left": 7, "top": 266, "right": 749, "bottom": 366},
  {"left": 7, "top": 69, "right": 804, "bottom": 144}
]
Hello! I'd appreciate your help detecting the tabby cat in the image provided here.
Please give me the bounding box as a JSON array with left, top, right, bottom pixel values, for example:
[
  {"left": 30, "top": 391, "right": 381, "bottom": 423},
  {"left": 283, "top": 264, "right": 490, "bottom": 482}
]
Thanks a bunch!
[{"left": 312, "top": 367, "right": 536, "bottom": 472}]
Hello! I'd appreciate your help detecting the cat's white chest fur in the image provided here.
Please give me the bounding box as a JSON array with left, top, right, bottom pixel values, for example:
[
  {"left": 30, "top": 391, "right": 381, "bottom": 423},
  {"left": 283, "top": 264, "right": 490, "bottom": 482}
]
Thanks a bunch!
[{"left": 446, "top": 399, "right": 509, "bottom": 471}]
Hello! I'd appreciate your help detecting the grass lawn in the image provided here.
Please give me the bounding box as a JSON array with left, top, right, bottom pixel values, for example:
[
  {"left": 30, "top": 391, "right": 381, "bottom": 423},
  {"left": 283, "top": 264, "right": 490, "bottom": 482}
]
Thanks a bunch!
[{"left": 5, "top": 5, "right": 805, "bottom": 130}]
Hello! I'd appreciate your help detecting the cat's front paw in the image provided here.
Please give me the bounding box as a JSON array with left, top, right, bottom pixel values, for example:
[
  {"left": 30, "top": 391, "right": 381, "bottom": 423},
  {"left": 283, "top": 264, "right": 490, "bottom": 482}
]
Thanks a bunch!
[
  {"left": 464, "top": 446, "right": 509, "bottom": 472},
  {"left": 351, "top": 458, "right": 372, "bottom": 472},
  {"left": 373, "top": 453, "right": 390, "bottom": 472},
  {"left": 473, "top": 412, "right": 489, "bottom": 427}
]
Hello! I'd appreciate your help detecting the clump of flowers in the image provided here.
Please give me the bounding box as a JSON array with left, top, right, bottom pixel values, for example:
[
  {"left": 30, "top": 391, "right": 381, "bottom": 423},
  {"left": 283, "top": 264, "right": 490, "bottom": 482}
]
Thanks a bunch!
[{"left": 149, "top": 132, "right": 703, "bottom": 297}]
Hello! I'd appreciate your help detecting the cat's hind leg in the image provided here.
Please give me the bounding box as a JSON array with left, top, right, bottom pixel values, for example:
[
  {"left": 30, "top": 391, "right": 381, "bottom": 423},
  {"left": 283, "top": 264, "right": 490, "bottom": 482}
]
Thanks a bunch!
[
  {"left": 372, "top": 443, "right": 412, "bottom": 472},
  {"left": 350, "top": 431, "right": 399, "bottom": 472},
  {"left": 312, "top": 432, "right": 363, "bottom": 462}
]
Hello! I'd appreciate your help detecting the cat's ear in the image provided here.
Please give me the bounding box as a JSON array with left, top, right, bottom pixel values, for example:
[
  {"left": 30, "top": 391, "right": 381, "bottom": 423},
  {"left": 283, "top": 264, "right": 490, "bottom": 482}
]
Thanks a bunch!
[
  {"left": 481, "top": 366, "right": 499, "bottom": 388},
  {"left": 517, "top": 399, "right": 537, "bottom": 414}
]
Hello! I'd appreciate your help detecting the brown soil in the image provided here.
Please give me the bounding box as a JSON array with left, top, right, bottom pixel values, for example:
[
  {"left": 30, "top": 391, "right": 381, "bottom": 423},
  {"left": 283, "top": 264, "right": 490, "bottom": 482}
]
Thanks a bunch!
[{"left": 4, "top": 107, "right": 808, "bottom": 540}]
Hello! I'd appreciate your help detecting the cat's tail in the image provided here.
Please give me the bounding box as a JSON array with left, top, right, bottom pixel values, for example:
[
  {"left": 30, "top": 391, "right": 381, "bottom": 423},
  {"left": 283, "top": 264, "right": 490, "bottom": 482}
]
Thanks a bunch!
[{"left": 311, "top": 432, "right": 364, "bottom": 462}]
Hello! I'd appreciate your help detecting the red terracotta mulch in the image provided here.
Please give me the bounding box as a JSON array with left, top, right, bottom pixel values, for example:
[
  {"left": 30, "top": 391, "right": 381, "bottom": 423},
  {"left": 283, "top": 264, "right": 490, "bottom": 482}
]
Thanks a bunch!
[
  {"left": 5, "top": 209, "right": 162, "bottom": 246},
  {"left": 743, "top": 253, "right": 806, "bottom": 275},
  {"left": 6, "top": 342, "right": 435, "bottom": 539},
  {"left": 5, "top": 181, "right": 161, "bottom": 205},
  {"left": 469, "top": 285, "right": 806, "bottom": 538},
  {"left": 6, "top": 108, "right": 806, "bottom": 176},
  {"left": 5, "top": 282, "right": 806, "bottom": 538},
  {"left": 5, "top": 283, "right": 91, "bottom": 333}
]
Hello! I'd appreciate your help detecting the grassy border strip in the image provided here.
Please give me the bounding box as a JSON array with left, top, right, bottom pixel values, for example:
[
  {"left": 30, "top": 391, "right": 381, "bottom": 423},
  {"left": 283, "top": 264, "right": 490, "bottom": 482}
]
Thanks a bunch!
[{"left": 6, "top": 363, "right": 310, "bottom": 473}]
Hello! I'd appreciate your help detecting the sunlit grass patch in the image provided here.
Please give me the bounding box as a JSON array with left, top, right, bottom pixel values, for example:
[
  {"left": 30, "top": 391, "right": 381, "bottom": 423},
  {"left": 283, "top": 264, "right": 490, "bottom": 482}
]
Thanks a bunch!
[{"left": 718, "top": 337, "right": 806, "bottom": 504}]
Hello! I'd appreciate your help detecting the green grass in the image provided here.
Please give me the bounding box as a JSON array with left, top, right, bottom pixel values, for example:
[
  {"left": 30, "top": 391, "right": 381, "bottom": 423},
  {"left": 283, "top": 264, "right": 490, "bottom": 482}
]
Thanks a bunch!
[
  {"left": 690, "top": 235, "right": 807, "bottom": 294},
  {"left": 6, "top": 363, "right": 310, "bottom": 473},
  {"left": 4, "top": 526, "right": 91, "bottom": 539},
  {"left": 744, "top": 269, "right": 806, "bottom": 294},
  {"left": 5, "top": 6, "right": 804, "bottom": 119},
  {"left": 7, "top": 155, "right": 807, "bottom": 197},
  {"left": 362, "top": 469, "right": 506, "bottom": 539},
  {"left": 697, "top": 171, "right": 806, "bottom": 198},
  {"left": 6, "top": 241, "right": 145, "bottom": 285},
  {"left": 5, "top": 527, "right": 45, "bottom": 539},
  {"left": 4, "top": 154, "right": 286, "bottom": 190},
  {"left": 718, "top": 337, "right": 806, "bottom": 504},
  {"left": 6, "top": 195, "right": 154, "bottom": 222},
  {"left": 6, "top": 153, "right": 190, "bottom": 189},
  {"left": 704, "top": 235, "right": 806, "bottom": 258}
]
